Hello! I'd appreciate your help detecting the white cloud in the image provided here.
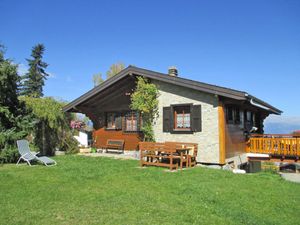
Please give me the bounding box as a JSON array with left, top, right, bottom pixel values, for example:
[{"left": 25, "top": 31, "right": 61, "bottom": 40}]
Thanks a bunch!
[
  {"left": 17, "top": 63, "right": 28, "bottom": 76},
  {"left": 48, "top": 72, "right": 56, "bottom": 79},
  {"left": 17, "top": 63, "right": 55, "bottom": 79}
]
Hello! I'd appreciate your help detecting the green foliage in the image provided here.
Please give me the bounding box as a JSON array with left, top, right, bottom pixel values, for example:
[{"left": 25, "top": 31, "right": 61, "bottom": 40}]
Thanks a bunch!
[
  {"left": 0, "top": 46, "right": 33, "bottom": 157},
  {"left": 21, "top": 96, "right": 65, "bottom": 129},
  {"left": 0, "top": 146, "right": 19, "bottom": 163},
  {"left": 92, "top": 73, "right": 104, "bottom": 87},
  {"left": 106, "top": 62, "right": 125, "bottom": 79},
  {"left": 20, "top": 96, "right": 79, "bottom": 155},
  {"left": 90, "top": 147, "right": 97, "bottom": 153},
  {"left": 130, "top": 76, "right": 159, "bottom": 141},
  {"left": 0, "top": 107, "right": 33, "bottom": 148},
  {"left": 59, "top": 131, "right": 79, "bottom": 154},
  {"left": 20, "top": 44, "right": 48, "bottom": 97}
]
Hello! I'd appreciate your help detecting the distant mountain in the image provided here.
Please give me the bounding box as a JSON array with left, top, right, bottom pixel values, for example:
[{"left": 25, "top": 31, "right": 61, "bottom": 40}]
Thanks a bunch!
[{"left": 264, "top": 115, "right": 300, "bottom": 134}]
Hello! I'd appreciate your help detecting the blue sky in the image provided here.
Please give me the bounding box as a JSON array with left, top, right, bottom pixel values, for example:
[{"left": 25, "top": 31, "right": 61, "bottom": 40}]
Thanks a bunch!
[{"left": 1, "top": 0, "right": 299, "bottom": 131}]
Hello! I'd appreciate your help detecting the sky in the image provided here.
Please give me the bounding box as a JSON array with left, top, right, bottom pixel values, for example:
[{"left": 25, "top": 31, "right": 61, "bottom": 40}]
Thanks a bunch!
[{"left": 1, "top": 0, "right": 299, "bottom": 132}]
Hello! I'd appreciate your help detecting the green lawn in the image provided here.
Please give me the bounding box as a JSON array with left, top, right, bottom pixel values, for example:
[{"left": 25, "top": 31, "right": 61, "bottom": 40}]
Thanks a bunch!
[{"left": 0, "top": 156, "right": 299, "bottom": 225}]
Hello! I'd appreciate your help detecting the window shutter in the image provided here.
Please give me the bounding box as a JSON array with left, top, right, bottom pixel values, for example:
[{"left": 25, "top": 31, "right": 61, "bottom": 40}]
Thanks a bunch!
[
  {"left": 191, "top": 105, "right": 202, "bottom": 132},
  {"left": 115, "top": 115, "right": 122, "bottom": 130},
  {"left": 163, "top": 107, "right": 172, "bottom": 132}
]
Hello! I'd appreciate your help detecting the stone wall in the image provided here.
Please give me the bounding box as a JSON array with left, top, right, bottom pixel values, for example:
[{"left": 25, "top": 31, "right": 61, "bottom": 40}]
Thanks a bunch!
[{"left": 152, "top": 80, "right": 220, "bottom": 164}]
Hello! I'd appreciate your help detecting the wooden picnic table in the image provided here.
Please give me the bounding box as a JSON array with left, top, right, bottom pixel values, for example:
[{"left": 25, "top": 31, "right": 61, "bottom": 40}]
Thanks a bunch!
[{"left": 139, "top": 142, "right": 197, "bottom": 171}]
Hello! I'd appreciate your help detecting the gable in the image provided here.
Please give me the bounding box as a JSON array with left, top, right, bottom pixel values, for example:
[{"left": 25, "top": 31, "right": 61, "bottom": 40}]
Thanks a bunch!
[{"left": 63, "top": 66, "right": 282, "bottom": 115}]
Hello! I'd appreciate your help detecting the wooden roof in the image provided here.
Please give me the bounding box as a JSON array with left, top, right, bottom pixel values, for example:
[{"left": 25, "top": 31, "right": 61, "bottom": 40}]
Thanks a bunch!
[{"left": 63, "top": 66, "right": 282, "bottom": 115}]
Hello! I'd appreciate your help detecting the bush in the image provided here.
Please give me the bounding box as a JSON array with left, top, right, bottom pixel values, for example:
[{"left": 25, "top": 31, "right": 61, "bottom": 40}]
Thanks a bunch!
[
  {"left": 0, "top": 146, "right": 19, "bottom": 164},
  {"left": 91, "top": 147, "right": 97, "bottom": 153},
  {"left": 59, "top": 131, "right": 79, "bottom": 154}
]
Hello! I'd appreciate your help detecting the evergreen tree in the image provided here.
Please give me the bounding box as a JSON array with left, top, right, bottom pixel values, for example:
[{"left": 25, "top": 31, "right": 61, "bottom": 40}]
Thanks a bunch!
[
  {"left": 21, "top": 44, "right": 48, "bottom": 97},
  {"left": 0, "top": 46, "right": 32, "bottom": 154},
  {"left": 0, "top": 46, "right": 22, "bottom": 128}
]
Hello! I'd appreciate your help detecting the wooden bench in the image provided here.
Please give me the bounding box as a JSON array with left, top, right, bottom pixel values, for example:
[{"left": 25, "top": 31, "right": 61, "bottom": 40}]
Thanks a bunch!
[{"left": 100, "top": 139, "right": 125, "bottom": 153}]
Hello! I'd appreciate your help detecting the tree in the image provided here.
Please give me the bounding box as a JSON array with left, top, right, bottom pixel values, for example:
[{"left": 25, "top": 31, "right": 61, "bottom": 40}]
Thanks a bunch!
[
  {"left": 21, "top": 44, "right": 48, "bottom": 97},
  {"left": 130, "top": 76, "right": 159, "bottom": 141},
  {"left": 106, "top": 62, "right": 125, "bottom": 79},
  {"left": 20, "top": 96, "right": 79, "bottom": 156},
  {"left": 0, "top": 46, "right": 33, "bottom": 162},
  {"left": 92, "top": 73, "right": 104, "bottom": 87}
]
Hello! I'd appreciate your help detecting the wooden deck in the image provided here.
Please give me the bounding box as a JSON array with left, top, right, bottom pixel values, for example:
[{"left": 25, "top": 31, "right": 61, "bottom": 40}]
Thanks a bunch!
[{"left": 246, "top": 134, "right": 300, "bottom": 161}]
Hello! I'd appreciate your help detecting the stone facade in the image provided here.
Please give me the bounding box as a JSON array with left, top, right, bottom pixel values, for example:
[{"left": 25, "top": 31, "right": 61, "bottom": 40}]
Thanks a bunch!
[{"left": 152, "top": 80, "right": 220, "bottom": 164}]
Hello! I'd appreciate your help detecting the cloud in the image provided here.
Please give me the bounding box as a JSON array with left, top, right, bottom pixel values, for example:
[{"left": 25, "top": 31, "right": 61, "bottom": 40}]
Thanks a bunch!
[
  {"left": 48, "top": 72, "right": 56, "bottom": 79},
  {"left": 17, "top": 63, "right": 28, "bottom": 76},
  {"left": 17, "top": 63, "right": 55, "bottom": 79}
]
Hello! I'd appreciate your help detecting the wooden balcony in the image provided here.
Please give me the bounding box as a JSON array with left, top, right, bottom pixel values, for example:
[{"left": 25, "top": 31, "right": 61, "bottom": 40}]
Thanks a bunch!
[{"left": 246, "top": 134, "right": 300, "bottom": 161}]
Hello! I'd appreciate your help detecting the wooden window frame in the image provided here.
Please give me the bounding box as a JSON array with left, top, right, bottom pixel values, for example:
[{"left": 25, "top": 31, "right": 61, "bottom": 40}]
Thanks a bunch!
[
  {"left": 124, "top": 111, "right": 141, "bottom": 133},
  {"left": 105, "top": 112, "right": 122, "bottom": 130},
  {"left": 170, "top": 104, "right": 194, "bottom": 134},
  {"left": 173, "top": 105, "right": 192, "bottom": 131},
  {"left": 225, "top": 105, "right": 241, "bottom": 125},
  {"left": 226, "top": 106, "right": 234, "bottom": 124},
  {"left": 106, "top": 112, "right": 117, "bottom": 130},
  {"left": 234, "top": 108, "right": 241, "bottom": 124}
]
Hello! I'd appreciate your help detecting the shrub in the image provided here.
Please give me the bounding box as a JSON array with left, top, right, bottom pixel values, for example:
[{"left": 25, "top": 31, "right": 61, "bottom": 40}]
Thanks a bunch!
[
  {"left": 91, "top": 147, "right": 97, "bottom": 153},
  {"left": 60, "top": 133, "right": 79, "bottom": 154},
  {"left": 0, "top": 146, "right": 19, "bottom": 163}
]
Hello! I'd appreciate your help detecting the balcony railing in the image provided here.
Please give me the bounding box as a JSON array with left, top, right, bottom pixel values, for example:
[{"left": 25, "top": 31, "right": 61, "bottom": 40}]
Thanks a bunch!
[{"left": 246, "top": 134, "right": 300, "bottom": 158}]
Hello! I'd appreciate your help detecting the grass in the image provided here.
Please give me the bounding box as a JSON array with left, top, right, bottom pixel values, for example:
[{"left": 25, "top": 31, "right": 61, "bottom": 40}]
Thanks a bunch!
[{"left": 0, "top": 155, "right": 299, "bottom": 225}]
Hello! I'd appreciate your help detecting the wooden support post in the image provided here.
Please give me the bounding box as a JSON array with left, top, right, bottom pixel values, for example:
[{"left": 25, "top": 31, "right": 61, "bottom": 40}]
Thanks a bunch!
[{"left": 218, "top": 102, "right": 226, "bottom": 164}]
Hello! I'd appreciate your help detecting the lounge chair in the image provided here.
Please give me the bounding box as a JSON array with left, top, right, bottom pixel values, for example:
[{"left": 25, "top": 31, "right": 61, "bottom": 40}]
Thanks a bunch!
[{"left": 16, "top": 140, "right": 57, "bottom": 166}]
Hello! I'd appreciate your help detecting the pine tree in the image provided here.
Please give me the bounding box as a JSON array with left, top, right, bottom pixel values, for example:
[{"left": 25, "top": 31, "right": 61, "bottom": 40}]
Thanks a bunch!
[{"left": 21, "top": 44, "right": 48, "bottom": 97}]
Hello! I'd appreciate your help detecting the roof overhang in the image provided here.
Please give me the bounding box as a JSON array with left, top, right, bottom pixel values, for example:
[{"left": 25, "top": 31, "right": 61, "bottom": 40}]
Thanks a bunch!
[{"left": 63, "top": 66, "right": 282, "bottom": 115}]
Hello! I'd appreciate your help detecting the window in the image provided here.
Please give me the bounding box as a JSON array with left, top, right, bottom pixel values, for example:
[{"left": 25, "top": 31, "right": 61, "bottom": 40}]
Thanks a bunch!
[
  {"left": 226, "top": 106, "right": 234, "bottom": 123},
  {"left": 125, "top": 111, "right": 138, "bottom": 132},
  {"left": 107, "top": 112, "right": 117, "bottom": 129},
  {"left": 226, "top": 106, "right": 241, "bottom": 124},
  {"left": 235, "top": 108, "right": 240, "bottom": 124},
  {"left": 163, "top": 104, "right": 201, "bottom": 133},
  {"left": 106, "top": 112, "right": 121, "bottom": 130},
  {"left": 174, "top": 106, "right": 191, "bottom": 130},
  {"left": 246, "top": 111, "right": 252, "bottom": 123}
]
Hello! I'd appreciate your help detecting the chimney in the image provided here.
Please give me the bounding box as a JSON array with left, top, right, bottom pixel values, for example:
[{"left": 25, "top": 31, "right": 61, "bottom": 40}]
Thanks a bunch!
[{"left": 168, "top": 66, "right": 178, "bottom": 77}]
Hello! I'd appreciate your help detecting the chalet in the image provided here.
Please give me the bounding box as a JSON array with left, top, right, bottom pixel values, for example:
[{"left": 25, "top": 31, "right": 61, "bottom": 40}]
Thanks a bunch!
[{"left": 63, "top": 66, "right": 282, "bottom": 165}]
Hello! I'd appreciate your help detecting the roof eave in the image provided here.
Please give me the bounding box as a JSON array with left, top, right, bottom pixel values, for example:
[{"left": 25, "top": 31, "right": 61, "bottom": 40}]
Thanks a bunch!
[
  {"left": 63, "top": 66, "right": 282, "bottom": 116},
  {"left": 246, "top": 94, "right": 282, "bottom": 115}
]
